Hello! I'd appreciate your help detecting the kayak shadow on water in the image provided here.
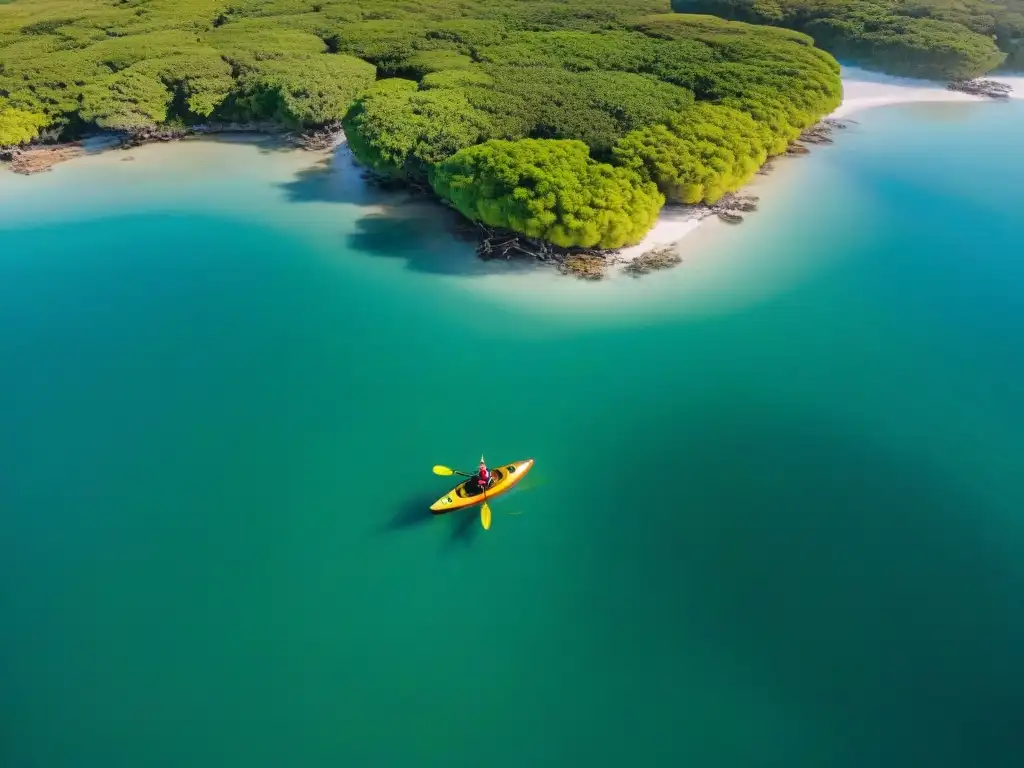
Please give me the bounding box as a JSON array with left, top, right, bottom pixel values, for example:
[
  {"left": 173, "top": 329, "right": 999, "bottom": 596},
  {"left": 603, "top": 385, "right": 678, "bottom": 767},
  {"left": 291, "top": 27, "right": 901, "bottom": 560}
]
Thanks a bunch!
[
  {"left": 447, "top": 507, "right": 480, "bottom": 547},
  {"left": 381, "top": 497, "right": 435, "bottom": 533},
  {"left": 380, "top": 497, "right": 480, "bottom": 545}
]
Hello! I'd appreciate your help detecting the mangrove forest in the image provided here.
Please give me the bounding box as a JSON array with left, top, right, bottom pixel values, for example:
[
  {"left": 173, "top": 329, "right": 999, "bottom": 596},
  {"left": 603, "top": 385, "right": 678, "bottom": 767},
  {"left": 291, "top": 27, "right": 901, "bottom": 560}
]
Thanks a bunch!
[
  {"left": 0, "top": 0, "right": 1013, "bottom": 246},
  {"left": 671, "top": 0, "right": 1024, "bottom": 78}
]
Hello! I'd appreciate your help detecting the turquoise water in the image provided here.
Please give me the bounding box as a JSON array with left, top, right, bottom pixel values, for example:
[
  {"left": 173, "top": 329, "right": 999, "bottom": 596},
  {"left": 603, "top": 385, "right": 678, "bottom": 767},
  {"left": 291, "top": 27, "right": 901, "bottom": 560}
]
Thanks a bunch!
[{"left": 2, "top": 101, "right": 1023, "bottom": 767}]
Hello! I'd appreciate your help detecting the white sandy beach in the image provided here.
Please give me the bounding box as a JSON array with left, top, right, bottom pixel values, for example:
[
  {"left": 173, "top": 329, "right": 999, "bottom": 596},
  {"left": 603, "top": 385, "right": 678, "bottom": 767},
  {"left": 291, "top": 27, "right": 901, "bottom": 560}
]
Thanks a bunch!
[
  {"left": 621, "top": 66, "right": 1022, "bottom": 259},
  {"left": 616, "top": 205, "right": 710, "bottom": 260},
  {"left": 831, "top": 67, "right": 1023, "bottom": 118}
]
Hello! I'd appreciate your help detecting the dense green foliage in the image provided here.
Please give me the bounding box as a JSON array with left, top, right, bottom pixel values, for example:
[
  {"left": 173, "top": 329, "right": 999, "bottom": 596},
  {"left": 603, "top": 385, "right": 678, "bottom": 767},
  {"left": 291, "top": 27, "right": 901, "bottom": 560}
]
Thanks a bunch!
[
  {"left": 613, "top": 103, "right": 772, "bottom": 204},
  {"left": 0, "top": 0, "right": 846, "bottom": 245},
  {"left": 0, "top": 102, "right": 48, "bottom": 145},
  {"left": 342, "top": 79, "right": 496, "bottom": 181},
  {"left": 431, "top": 139, "right": 664, "bottom": 249},
  {"left": 671, "top": 0, "right": 1023, "bottom": 78},
  {"left": 78, "top": 68, "right": 174, "bottom": 131},
  {"left": 0, "top": 2, "right": 376, "bottom": 143},
  {"left": 343, "top": 62, "right": 699, "bottom": 181},
  {"left": 340, "top": 13, "right": 841, "bottom": 201}
]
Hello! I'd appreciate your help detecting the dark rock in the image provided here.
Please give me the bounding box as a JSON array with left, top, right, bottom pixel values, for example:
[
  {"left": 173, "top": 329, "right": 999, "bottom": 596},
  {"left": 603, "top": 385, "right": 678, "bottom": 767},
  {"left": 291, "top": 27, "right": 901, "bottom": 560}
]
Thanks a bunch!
[
  {"left": 622, "top": 247, "right": 682, "bottom": 277},
  {"left": 948, "top": 79, "right": 1012, "bottom": 99},
  {"left": 558, "top": 254, "right": 609, "bottom": 280},
  {"left": 707, "top": 193, "right": 759, "bottom": 223}
]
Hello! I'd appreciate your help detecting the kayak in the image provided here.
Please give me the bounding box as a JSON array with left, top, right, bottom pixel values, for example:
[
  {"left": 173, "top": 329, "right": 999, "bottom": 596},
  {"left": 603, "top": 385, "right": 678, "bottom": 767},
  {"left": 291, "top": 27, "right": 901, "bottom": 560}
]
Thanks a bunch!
[{"left": 430, "top": 458, "right": 534, "bottom": 513}]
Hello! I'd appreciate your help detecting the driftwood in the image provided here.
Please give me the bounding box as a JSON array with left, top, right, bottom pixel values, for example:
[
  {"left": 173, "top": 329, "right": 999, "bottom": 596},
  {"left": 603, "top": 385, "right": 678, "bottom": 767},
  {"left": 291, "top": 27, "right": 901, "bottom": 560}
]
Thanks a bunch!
[
  {"left": 948, "top": 79, "right": 1013, "bottom": 99},
  {"left": 292, "top": 121, "right": 344, "bottom": 150},
  {"left": 465, "top": 220, "right": 620, "bottom": 279}
]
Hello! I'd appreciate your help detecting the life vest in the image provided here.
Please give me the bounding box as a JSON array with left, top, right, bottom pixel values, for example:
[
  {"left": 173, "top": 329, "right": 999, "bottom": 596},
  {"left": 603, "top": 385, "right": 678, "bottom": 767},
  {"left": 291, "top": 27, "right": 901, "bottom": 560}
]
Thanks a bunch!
[{"left": 478, "top": 467, "right": 490, "bottom": 486}]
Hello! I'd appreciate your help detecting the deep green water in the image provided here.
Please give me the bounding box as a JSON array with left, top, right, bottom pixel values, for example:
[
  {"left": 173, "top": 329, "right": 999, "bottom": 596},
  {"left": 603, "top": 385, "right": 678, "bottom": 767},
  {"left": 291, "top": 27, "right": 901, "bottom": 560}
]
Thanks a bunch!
[{"left": 2, "top": 101, "right": 1023, "bottom": 768}]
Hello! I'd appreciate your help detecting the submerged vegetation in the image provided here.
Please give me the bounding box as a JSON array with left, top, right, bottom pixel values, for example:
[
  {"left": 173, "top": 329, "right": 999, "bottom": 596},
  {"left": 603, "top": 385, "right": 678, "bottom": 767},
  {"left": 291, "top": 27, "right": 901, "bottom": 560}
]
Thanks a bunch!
[
  {"left": 0, "top": 0, "right": 848, "bottom": 246},
  {"left": 671, "top": 0, "right": 1024, "bottom": 79}
]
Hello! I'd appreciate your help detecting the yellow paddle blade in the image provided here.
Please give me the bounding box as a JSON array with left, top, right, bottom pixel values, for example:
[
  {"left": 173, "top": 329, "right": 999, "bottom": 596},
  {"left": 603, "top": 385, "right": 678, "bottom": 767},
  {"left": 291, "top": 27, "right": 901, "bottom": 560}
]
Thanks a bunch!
[
  {"left": 432, "top": 465, "right": 455, "bottom": 476},
  {"left": 481, "top": 502, "right": 492, "bottom": 530}
]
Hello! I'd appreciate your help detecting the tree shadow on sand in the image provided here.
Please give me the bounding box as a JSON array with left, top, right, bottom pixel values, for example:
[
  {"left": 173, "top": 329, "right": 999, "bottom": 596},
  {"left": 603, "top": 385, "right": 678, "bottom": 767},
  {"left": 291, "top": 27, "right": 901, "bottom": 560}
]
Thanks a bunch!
[
  {"left": 277, "top": 144, "right": 417, "bottom": 207},
  {"left": 276, "top": 145, "right": 549, "bottom": 277},
  {"left": 346, "top": 210, "right": 544, "bottom": 277}
]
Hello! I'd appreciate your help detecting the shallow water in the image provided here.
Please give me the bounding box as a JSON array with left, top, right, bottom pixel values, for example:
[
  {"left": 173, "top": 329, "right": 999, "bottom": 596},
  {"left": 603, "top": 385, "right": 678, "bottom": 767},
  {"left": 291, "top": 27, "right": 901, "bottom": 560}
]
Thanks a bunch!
[{"left": 2, "top": 100, "right": 1023, "bottom": 767}]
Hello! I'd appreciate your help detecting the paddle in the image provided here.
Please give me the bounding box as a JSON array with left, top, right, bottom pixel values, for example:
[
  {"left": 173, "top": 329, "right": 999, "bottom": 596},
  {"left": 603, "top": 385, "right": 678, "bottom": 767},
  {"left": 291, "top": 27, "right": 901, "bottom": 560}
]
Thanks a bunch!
[
  {"left": 432, "top": 464, "right": 473, "bottom": 478},
  {"left": 481, "top": 488, "right": 492, "bottom": 530},
  {"left": 432, "top": 460, "right": 492, "bottom": 530},
  {"left": 479, "top": 454, "right": 491, "bottom": 530}
]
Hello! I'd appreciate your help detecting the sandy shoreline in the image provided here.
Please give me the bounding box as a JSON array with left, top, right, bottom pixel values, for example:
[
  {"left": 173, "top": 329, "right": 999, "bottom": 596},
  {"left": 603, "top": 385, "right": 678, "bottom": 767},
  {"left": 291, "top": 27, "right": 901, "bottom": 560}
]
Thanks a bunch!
[
  {"left": 2, "top": 67, "right": 1019, "bottom": 268},
  {"left": 831, "top": 69, "right": 1022, "bottom": 118},
  {"left": 621, "top": 67, "right": 1021, "bottom": 260}
]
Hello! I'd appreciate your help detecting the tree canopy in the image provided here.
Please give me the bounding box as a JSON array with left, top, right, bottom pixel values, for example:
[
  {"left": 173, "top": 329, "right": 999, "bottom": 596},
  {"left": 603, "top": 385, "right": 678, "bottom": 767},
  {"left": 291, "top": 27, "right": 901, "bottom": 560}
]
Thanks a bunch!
[
  {"left": 670, "top": 0, "right": 1022, "bottom": 78},
  {"left": 612, "top": 103, "right": 773, "bottom": 204},
  {"left": 1, "top": 0, "right": 850, "bottom": 247},
  {"left": 341, "top": 14, "right": 841, "bottom": 195},
  {"left": 0, "top": 102, "right": 49, "bottom": 146},
  {"left": 343, "top": 79, "right": 496, "bottom": 181},
  {"left": 431, "top": 139, "right": 665, "bottom": 250}
]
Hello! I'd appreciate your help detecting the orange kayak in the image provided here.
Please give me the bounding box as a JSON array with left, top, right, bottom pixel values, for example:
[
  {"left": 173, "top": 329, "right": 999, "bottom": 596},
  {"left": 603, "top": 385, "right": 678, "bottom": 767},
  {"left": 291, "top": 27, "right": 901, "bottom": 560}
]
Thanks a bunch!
[{"left": 430, "top": 458, "right": 534, "bottom": 513}]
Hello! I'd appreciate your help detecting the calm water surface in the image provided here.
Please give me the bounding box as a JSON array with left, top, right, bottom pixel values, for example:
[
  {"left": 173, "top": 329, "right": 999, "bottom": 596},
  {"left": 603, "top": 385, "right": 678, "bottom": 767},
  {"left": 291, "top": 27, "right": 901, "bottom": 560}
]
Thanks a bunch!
[{"left": 2, "top": 101, "right": 1023, "bottom": 767}]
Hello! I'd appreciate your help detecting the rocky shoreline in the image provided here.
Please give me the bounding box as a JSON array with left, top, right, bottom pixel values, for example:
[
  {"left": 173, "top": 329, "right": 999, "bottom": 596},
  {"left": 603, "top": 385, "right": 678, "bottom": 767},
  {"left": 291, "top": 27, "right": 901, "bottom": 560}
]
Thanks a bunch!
[
  {"left": 462, "top": 118, "right": 853, "bottom": 280},
  {"left": 464, "top": 190, "right": 763, "bottom": 280},
  {"left": 948, "top": 79, "right": 1014, "bottom": 98},
  {"left": 2, "top": 142, "right": 87, "bottom": 175}
]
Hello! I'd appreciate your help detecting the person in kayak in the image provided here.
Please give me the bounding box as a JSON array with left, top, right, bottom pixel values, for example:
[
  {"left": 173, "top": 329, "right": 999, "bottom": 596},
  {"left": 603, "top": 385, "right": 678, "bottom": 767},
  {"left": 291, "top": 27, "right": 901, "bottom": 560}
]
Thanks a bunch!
[{"left": 476, "top": 459, "right": 491, "bottom": 493}]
